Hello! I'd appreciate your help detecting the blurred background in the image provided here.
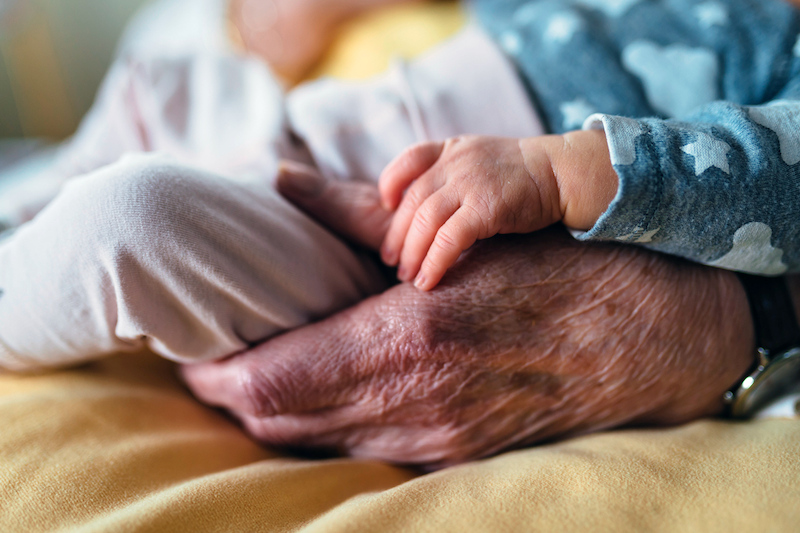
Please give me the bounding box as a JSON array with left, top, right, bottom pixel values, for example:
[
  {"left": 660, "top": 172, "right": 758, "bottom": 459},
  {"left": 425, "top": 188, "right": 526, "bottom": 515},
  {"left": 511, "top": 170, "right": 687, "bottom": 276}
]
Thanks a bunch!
[
  {"left": 0, "top": 0, "right": 464, "bottom": 141},
  {"left": 0, "top": 0, "right": 149, "bottom": 139}
]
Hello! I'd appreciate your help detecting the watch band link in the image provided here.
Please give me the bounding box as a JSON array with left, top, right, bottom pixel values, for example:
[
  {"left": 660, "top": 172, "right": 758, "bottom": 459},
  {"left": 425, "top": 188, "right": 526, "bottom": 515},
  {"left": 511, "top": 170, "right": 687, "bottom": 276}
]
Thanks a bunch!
[{"left": 736, "top": 273, "right": 800, "bottom": 355}]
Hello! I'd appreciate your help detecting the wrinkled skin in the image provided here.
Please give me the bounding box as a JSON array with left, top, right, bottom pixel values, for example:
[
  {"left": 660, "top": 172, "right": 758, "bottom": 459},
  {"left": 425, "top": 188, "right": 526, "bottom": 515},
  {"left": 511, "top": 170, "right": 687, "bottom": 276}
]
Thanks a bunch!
[{"left": 182, "top": 176, "right": 754, "bottom": 468}]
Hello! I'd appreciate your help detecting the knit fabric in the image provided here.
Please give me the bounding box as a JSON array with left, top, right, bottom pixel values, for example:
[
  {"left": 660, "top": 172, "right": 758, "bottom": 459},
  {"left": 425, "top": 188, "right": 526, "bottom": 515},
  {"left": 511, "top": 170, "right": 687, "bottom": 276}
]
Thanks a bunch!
[{"left": 473, "top": 0, "right": 800, "bottom": 274}]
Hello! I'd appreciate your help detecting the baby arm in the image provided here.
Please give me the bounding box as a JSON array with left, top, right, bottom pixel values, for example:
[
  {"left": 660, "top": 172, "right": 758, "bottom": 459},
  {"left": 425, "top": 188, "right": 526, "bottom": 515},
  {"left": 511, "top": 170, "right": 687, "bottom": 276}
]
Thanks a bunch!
[{"left": 379, "top": 131, "right": 618, "bottom": 290}]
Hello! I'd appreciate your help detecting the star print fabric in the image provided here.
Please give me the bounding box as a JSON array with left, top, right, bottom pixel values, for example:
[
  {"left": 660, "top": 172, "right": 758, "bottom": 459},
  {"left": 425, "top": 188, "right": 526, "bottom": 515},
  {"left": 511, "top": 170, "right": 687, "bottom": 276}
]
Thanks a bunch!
[{"left": 471, "top": 0, "right": 800, "bottom": 275}]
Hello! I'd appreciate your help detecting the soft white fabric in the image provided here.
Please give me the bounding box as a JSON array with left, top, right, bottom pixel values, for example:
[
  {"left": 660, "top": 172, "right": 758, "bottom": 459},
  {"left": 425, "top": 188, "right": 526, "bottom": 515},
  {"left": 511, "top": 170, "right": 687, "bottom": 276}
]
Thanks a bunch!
[
  {"left": 0, "top": 154, "right": 386, "bottom": 369},
  {"left": 288, "top": 25, "right": 545, "bottom": 183},
  {"left": 116, "top": 0, "right": 232, "bottom": 58},
  {"left": 0, "top": 3, "right": 543, "bottom": 370},
  {"left": 0, "top": 58, "right": 289, "bottom": 229}
]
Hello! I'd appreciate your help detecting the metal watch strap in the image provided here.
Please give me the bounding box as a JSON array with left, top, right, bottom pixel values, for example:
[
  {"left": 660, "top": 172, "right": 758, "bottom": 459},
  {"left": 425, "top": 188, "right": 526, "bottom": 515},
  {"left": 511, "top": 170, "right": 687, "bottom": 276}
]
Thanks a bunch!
[{"left": 736, "top": 274, "right": 800, "bottom": 354}]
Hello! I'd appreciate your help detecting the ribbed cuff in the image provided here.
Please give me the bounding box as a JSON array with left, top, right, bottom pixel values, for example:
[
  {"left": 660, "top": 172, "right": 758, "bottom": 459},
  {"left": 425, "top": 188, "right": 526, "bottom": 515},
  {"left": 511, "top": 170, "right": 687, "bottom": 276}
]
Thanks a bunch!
[{"left": 571, "top": 113, "right": 660, "bottom": 244}]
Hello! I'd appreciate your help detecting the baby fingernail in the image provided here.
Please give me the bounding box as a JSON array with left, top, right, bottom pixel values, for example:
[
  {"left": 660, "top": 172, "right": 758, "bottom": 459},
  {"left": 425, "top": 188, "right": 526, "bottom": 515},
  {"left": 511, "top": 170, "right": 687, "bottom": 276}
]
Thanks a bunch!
[
  {"left": 382, "top": 246, "right": 397, "bottom": 265},
  {"left": 414, "top": 274, "right": 426, "bottom": 290}
]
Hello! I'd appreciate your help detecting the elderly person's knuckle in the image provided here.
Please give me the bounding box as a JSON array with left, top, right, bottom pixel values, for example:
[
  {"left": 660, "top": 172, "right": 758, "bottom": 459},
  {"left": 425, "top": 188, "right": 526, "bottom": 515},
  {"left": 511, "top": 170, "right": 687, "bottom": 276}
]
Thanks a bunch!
[
  {"left": 237, "top": 359, "right": 290, "bottom": 417},
  {"left": 402, "top": 282, "right": 500, "bottom": 353},
  {"left": 408, "top": 304, "right": 457, "bottom": 356}
]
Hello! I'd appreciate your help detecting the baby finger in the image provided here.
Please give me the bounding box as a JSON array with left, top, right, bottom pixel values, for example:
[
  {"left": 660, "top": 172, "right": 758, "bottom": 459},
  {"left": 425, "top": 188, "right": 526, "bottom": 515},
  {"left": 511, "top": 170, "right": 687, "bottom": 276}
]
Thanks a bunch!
[
  {"left": 397, "top": 191, "right": 460, "bottom": 284},
  {"left": 414, "top": 207, "right": 481, "bottom": 291},
  {"left": 381, "top": 172, "right": 442, "bottom": 268},
  {"left": 379, "top": 141, "right": 445, "bottom": 211}
]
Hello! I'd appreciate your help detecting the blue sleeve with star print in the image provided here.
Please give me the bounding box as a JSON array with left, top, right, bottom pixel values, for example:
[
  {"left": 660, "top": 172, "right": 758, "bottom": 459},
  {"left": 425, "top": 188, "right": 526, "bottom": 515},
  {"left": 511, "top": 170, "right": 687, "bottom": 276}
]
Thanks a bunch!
[{"left": 471, "top": 0, "right": 800, "bottom": 275}]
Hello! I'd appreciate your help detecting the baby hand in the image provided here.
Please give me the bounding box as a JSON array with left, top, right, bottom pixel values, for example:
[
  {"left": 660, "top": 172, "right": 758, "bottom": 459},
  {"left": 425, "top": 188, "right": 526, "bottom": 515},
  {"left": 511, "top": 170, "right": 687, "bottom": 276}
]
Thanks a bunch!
[{"left": 379, "top": 136, "right": 563, "bottom": 291}]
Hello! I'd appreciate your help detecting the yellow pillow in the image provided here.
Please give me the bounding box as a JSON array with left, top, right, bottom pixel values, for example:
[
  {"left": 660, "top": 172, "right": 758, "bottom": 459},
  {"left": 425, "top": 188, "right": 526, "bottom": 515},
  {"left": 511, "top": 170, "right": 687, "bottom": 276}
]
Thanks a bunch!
[
  {"left": 310, "top": 1, "right": 466, "bottom": 81},
  {"left": 2, "top": 352, "right": 799, "bottom": 532}
]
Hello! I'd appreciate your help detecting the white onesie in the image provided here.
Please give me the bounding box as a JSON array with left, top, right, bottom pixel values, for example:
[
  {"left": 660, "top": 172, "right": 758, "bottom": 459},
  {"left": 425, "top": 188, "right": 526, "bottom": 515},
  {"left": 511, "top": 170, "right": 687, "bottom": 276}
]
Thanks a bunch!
[{"left": 0, "top": 0, "right": 543, "bottom": 371}]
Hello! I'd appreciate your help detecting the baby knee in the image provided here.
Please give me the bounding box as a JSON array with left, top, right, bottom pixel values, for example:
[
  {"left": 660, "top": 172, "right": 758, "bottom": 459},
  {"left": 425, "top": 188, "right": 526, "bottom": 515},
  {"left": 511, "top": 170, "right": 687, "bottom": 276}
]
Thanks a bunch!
[{"left": 57, "top": 154, "right": 217, "bottom": 253}]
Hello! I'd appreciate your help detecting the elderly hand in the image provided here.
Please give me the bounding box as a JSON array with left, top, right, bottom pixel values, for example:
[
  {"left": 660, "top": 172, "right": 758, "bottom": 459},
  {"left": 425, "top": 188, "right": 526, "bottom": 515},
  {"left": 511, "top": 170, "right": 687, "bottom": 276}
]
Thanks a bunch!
[{"left": 181, "top": 167, "right": 754, "bottom": 467}]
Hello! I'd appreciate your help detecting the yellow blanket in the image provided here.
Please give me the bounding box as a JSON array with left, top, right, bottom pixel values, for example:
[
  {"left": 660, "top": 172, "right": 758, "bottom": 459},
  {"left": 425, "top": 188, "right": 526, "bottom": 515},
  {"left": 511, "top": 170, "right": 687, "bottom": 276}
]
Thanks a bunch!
[{"left": 2, "top": 4, "right": 800, "bottom": 532}]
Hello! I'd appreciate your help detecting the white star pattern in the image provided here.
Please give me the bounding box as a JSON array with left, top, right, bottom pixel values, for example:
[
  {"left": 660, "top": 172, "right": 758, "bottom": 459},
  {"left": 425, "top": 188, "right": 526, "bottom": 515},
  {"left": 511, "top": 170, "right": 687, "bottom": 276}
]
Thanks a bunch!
[
  {"left": 749, "top": 101, "right": 800, "bottom": 166},
  {"left": 513, "top": 3, "right": 541, "bottom": 25},
  {"left": 710, "top": 222, "right": 788, "bottom": 275},
  {"left": 635, "top": 228, "right": 660, "bottom": 243},
  {"left": 616, "top": 229, "right": 639, "bottom": 241},
  {"left": 681, "top": 134, "right": 731, "bottom": 176},
  {"left": 573, "top": 0, "right": 642, "bottom": 18},
  {"left": 544, "top": 12, "right": 581, "bottom": 45},
  {"left": 622, "top": 41, "right": 720, "bottom": 118},
  {"left": 794, "top": 35, "right": 800, "bottom": 57},
  {"left": 616, "top": 227, "right": 660, "bottom": 243},
  {"left": 560, "top": 99, "right": 595, "bottom": 130},
  {"left": 693, "top": 2, "right": 728, "bottom": 29},
  {"left": 500, "top": 31, "right": 523, "bottom": 55}
]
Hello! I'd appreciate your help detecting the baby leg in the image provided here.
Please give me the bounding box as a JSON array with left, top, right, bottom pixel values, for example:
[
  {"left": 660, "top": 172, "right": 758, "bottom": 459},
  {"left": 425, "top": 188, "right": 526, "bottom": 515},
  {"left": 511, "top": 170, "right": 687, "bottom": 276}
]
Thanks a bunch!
[
  {"left": 0, "top": 154, "right": 385, "bottom": 372},
  {"left": 1, "top": 49, "right": 290, "bottom": 229}
]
